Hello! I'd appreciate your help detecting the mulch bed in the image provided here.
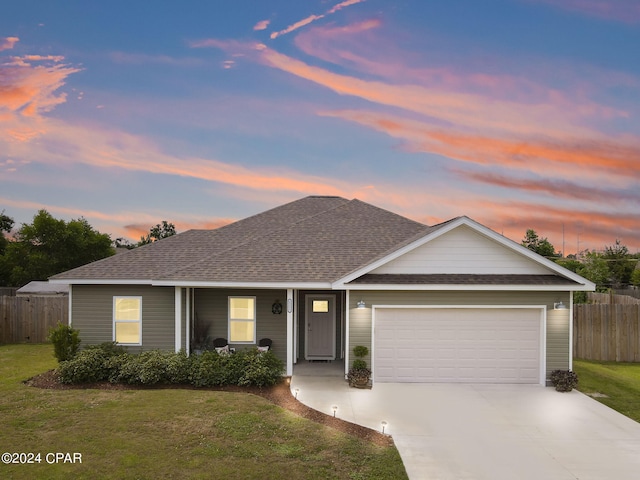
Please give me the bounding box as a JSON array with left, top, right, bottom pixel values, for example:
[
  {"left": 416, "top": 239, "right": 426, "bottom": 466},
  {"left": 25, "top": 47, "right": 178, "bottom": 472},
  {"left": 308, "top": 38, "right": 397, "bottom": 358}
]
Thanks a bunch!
[{"left": 24, "top": 370, "right": 393, "bottom": 447}]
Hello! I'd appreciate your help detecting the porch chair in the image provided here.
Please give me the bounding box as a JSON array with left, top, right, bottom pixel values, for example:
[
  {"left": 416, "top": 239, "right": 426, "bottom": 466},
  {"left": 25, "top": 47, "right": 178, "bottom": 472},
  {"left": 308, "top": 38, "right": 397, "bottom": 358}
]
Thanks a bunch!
[
  {"left": 258, "top": 338, "right": 272, "bottom": 353},
  {"left": 213, "top": 338, "right": 231, "bottom": 355}
]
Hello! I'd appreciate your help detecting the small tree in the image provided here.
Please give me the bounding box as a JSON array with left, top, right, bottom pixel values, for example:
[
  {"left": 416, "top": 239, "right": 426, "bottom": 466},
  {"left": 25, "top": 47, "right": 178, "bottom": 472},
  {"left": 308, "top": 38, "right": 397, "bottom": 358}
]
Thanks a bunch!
[
  {"left": 348, "top": 345, "right": 371, "bottom": 388},
  {"left": 521, "top": 229, "right": 557, "bottom": 257},
  {"left": 137, "top": 221, "right": 177, "bottom": 246},
  {"left": 48, "top": 323, "right": 81, "bottom": 362}
]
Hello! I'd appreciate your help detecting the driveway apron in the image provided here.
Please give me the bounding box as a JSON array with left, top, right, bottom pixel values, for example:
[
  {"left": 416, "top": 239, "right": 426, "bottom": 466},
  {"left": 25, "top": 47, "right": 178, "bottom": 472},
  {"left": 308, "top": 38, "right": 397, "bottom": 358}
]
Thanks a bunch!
[{"left": 290, "top": 377, "right": 640, "bottom": 480}]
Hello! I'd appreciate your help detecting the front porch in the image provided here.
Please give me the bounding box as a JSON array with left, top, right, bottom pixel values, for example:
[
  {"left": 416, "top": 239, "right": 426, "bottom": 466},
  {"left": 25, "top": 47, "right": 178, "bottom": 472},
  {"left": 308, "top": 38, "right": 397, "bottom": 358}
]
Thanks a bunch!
[{"left": 179, "top": 287, "right": 347, "bottom": 377}]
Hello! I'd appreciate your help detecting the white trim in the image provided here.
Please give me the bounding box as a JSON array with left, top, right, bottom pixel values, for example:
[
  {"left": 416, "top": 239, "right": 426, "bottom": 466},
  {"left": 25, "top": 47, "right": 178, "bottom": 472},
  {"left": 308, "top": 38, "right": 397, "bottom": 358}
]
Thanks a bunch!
[
  {"left": 175, "top": 287, "right": 182, "bottom": 353},
  {"left": 371, "top": 304, "right": 547, "bottom": 386},
  {"left": 345, "top": 290, "right": 350, "bottom": 378},
  {"left": 186, "top": 287, "right": 191, "bottom": 356},
  {"left": 113, "top": 296, "right": 142, "bottom": 346},
  {"left": 68, "top": 285, "right": 73, "bottom": 326},
  {"left": 228, "top": 296, "right": 257, "bottom": 344},
  {"left": 154, "top": 280, "right": 332, "bottom": 289},
  {"left": 333, "top": 217, "right": 596, "bottom": 290},
  {"left": 286, "top": 288, "right": 294, "bottom": 376},
  {"left": 50, "top": 279, "right": 152, "bottom": 285},
  {"left": 344, "top": 284, "right": 593, "bottom": 291},
  {"left": 569, "top": 293, "right": 574, "bottom": 371},
  {"left": 304, "top": 294, "right": 336, "bottom": 360}
]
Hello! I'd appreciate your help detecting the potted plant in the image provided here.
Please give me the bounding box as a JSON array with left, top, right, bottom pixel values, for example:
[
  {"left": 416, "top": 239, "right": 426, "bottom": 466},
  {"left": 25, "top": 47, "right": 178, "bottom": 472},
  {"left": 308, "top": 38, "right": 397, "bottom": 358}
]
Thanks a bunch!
[
  {"left": 550, "top": 370, "right": 578, "bottom": 392},
  {"left": 348, "top": 345, "right": 371, "bottom": 388}
]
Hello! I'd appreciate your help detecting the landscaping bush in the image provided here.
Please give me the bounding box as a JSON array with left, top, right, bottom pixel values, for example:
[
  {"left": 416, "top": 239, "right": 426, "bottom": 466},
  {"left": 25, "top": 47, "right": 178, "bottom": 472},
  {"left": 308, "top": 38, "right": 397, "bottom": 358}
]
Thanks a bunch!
[
  {"left": 58, "top": 348, "right": 112, "bottom": 384},
  {"left": 188, "top": 350, "right": 227, "bottom": 387},
  {"left": 237, "top": 349, "right": 285, "bottom": 387},
  {"left": 550, "top": 370, "right": 579, "bottom": 392},
  {"left": 48, "top": 323, "right": 81, "bottom": 362},
  {"left": 57, "top": 345, "right": 284, "bottom": 387}
]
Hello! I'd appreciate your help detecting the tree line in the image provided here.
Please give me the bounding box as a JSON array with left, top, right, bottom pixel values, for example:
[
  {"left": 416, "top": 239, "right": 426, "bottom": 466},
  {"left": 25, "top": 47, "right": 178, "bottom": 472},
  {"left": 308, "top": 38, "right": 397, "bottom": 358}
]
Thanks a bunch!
[
  {"left": 0, "top": 210, "right": 176, "bottom": 288},
  {"left": 521, "top": 229, "right": 640, "bottom": 291}
]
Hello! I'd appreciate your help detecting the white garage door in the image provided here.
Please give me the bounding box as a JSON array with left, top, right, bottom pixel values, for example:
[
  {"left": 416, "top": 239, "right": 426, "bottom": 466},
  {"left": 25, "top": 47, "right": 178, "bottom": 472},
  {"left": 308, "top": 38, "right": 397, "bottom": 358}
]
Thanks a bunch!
[{"left": 374, "top": 308, "right": 542, "bottom": 384}]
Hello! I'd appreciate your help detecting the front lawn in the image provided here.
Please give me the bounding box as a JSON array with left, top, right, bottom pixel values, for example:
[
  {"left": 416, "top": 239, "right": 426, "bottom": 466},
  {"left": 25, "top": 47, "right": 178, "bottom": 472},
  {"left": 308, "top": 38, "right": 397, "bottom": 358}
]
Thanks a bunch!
[
  {"left": 573, "top": 359, "right": 640, "bottom": 423},
  {"left": 0, "top": 344, "right": 407, "bottom": 480}
]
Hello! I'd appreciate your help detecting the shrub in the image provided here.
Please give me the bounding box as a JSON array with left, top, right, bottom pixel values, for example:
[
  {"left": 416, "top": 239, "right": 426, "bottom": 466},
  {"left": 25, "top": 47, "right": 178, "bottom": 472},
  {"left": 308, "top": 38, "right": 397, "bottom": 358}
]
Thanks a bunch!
[
  {"left": 237, "top": 349, "right": 285, "bottom": 387},
  {"left": 58, "top": 348, "right": 111, "bottom": 384},
  {"left": 353, "top": 345, "right": 368, "bottom": 359},
  {"left": 188, "top": 351, "right": 227, "bottom": 387},
  {"left": 550, "top": 370, "right": 579, "bottom": 392},
  {"left": 56, "top": 345, "right": 284, "bottom": 388},
  {"left": 85, "top": 341, "right": 127, "bottom": 357},
  {"left": 48, "top": 323, "right": 81, "bottom": 362},
  {"left": 351, "top": 359, "right": 367, "bottom": 370}
]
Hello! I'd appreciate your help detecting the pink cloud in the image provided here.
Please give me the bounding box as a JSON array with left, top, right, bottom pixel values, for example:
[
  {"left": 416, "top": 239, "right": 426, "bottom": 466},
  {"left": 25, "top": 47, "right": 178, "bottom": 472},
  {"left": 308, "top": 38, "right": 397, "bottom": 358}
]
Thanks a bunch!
[
  {"left": 0, "top": 52, "right": 81, "bottom": 143},
  {"left": 327, "top": 0, "right": 367, "bottom": 14},
  {"left": 0, "top": 37, "right": 19, "bottom": 51},
  {"left": 320, "top": 109, "right": 640, "bottom": 179},
  {"left": 269, "top": 0, "right": 367, "bottom": 39},
  {"left": 451, "top": 169, "right": 640, "bottom": 203},
  {"left": 271, "top": 14, "right": 325, "bottom": 39},
  {"left": 530, "top": 0, "right": 640, "bottom": 23},
  {"left": 253, "top": 19, "right": 270, "bottom": 31},
  {"left": 258, "top": 47, "right": 624, "bottom": 139}
]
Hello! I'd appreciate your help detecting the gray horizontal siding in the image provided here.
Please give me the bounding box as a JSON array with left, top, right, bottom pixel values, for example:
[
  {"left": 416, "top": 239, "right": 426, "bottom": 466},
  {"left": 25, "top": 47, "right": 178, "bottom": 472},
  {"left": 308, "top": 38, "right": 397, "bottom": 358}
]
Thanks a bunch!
[
  {"left": 194, "top": 288, "right": 287, "bottom": 364},
  {"left": 72, "top": 285, "right": 175, "bottom": 353},
  {"left": 349, "top": 290, "right": 571, "bottom": 380}
]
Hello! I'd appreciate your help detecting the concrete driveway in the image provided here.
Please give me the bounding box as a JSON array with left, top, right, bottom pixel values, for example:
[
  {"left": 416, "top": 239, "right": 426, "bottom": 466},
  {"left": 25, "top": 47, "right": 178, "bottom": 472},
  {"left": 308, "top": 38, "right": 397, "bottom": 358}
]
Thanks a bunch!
[{"left": 290, "top": 376, "right": 640, "bottom": 479}]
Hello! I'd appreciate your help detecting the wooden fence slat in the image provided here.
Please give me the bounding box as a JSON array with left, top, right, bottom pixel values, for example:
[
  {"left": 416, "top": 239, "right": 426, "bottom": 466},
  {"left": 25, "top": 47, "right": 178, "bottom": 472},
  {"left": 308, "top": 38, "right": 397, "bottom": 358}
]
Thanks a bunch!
[
  {"left": 0, "top": 295, "right": 67, "bottom": 344},
  {"left": 574, "top": 303, "right": 640, "bottom": 362}
]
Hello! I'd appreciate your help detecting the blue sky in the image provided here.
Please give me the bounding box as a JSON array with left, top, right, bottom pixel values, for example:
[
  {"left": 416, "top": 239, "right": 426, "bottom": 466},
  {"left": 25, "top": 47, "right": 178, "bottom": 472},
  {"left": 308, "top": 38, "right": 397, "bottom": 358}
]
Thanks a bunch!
[{"left": 1, "top": 0, "right": 639, "bottom": 253}]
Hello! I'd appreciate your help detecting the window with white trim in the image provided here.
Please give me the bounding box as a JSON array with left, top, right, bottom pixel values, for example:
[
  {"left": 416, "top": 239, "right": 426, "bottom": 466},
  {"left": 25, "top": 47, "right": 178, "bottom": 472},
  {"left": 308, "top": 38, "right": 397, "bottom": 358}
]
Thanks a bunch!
[
  {"left": 113, "top": 296, "right": 142, "bottom": 345},
  {"left": 228, "top": 296, "right": 256, "bottom": 343}
]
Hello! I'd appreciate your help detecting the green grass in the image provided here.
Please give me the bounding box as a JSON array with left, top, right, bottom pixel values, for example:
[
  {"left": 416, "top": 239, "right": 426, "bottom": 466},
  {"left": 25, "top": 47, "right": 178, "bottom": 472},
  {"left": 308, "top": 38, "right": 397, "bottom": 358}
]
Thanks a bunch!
[
  {"left": 0, "top": 344, "right": 407, "bottom": 480},
  {"left": 573, "top": 359, "right": 640, "bottom": 423}
]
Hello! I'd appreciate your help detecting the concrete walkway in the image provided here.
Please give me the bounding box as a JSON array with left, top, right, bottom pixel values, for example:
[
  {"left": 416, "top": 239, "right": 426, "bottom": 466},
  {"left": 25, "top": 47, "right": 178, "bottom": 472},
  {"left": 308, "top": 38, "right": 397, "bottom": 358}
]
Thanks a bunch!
[{"left": 290, "top": 373, "right": 640, "bottom": 480}]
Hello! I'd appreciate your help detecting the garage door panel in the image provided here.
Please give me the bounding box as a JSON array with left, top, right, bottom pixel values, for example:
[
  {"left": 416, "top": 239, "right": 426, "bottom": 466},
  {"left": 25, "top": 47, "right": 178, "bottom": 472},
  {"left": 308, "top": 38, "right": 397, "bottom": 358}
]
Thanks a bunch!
[{"left": 374, "top": 308, "right": 542, "bottom": 384}]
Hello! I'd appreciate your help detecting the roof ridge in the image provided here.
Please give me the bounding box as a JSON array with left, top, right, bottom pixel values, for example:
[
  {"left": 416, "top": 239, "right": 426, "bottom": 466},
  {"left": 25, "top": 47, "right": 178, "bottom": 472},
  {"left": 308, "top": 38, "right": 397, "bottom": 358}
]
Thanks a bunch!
[{"left": 158, "top": 196, "right": 351, "bottom": 279}]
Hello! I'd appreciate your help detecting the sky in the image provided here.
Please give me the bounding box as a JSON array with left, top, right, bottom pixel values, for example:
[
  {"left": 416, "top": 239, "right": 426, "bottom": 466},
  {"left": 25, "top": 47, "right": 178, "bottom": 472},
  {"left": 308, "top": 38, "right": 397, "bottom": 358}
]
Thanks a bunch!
[{"left": 1, "top": 0, "right": 639, "bottom": 254}]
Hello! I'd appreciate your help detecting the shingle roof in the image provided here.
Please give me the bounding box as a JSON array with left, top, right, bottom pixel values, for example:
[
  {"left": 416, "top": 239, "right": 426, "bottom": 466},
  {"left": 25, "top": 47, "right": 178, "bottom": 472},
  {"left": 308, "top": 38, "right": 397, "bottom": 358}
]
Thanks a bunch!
[{"left": 51, "top": 196, "right": 432, "bottom": 283}]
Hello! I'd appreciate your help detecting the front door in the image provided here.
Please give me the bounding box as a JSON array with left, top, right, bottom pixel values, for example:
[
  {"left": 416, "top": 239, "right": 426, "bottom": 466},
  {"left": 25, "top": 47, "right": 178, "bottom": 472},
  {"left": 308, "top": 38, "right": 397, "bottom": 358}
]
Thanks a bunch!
[{"left": 305, "top": 295, "right": 336, "bottom": 360}]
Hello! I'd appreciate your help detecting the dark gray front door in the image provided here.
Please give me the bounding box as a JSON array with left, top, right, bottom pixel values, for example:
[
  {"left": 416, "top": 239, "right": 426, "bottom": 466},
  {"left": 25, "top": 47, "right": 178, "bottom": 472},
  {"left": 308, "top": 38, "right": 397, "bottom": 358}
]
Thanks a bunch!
[{"left": 305, "top": 295, "right": 336, "bottom": 360}]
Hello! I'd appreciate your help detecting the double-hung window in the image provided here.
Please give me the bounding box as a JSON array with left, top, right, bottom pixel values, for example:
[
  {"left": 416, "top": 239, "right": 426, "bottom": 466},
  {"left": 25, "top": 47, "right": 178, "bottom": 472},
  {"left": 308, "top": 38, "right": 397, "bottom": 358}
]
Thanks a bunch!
[
  {"left": 228, "top": 296, "right": 256, "bottom": 343},
  {"left": 113, "top": 296, "right": 142, "bottom": 345}
]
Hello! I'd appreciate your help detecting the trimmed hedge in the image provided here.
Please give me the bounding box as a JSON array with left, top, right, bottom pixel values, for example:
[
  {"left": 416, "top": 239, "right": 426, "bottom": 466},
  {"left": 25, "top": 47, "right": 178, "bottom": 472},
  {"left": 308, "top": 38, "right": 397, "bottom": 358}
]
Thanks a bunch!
[{"left": 57, "top": 344, "right": 284, "bottom": 387}]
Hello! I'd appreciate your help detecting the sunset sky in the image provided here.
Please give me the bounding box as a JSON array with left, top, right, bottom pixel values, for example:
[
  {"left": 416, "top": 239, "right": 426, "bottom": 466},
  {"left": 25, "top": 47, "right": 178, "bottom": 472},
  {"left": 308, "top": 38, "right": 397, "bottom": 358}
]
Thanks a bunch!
[{"left": 1, "top": 0, "right": 639, "bottom": 254}]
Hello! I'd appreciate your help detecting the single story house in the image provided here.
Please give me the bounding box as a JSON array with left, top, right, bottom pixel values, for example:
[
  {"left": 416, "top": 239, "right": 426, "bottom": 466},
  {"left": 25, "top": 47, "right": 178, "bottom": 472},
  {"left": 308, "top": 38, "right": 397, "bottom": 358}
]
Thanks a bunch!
[{"left": 50, "top": 196, "right": 595, "bottom": 385}]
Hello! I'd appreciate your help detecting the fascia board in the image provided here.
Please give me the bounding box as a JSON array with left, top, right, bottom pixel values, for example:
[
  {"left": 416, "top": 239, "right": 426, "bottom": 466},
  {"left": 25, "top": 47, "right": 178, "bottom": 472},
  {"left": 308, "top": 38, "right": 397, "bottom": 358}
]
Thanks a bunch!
[
  {"left": 345, "top": 284, "right": 593, "bottom": 291},
  {"left": 151, "top": 280, "right": 332, "bottom": 289},
  {"left": 48, "top": 279, "right": 153, "bottom": 285}
]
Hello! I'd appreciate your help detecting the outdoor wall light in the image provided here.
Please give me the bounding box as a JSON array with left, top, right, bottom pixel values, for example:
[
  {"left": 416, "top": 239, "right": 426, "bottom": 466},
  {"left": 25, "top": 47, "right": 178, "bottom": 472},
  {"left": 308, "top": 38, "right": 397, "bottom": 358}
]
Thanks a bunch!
[
  {"left": 357, "top": 300, "right": 366, "bottom": 309},
  {"left": 381, "top": 421, "right": 388, "bottom": 434},
  {"left": 332, "top": 405, "right": 338, "bottom": 417},
  {"left": 554, "top": 301, "right": 568, "bottom": 310}
]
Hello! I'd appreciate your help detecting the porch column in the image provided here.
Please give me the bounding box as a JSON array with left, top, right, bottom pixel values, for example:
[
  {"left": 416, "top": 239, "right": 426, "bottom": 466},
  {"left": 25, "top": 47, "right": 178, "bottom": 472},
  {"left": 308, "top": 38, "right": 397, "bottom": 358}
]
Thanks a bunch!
[
  {"left": 175, "top": 287, "right": 182, "bottom": 353},
  {"left": 185, "top": 287, "right": 191, "bottom": 356},
  {"left": 286, "top": 288, "right": 293, "bottom": 376}
]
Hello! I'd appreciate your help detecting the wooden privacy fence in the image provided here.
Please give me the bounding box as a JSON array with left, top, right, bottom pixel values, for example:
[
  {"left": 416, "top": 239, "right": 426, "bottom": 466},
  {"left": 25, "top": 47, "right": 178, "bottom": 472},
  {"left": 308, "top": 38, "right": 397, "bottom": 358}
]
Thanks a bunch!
[
  {"left": 574, "top": 304, "right": 640, "bottom": 362},
  {"left": 587, "top": 292, "right": 640, "bottom": 305},
  {"left": 0, "top": 296, "right": 68, "bottom": 344}
]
